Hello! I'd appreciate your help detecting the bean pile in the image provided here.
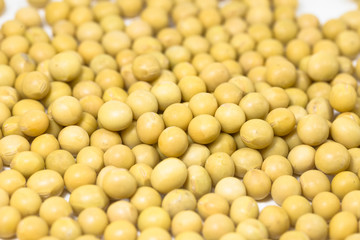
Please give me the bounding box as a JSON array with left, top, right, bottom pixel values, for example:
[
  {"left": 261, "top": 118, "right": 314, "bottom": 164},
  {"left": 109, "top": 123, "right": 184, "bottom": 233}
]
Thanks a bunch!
[{"left": 1, "top": 0, "right": 360, "bottom": 239}]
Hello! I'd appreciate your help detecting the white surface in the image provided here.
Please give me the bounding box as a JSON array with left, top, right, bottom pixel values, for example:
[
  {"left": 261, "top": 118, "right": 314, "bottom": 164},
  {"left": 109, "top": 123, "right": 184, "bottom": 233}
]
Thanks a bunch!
[
  {"left": 0, "top": 0, "right": 29, "bottom": 25},
  {"left": 297, "top": 0, "right": 356, "bottom": 24},
  {"left": 0, "top": 0, "right": 358, "bottom": 239}
]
